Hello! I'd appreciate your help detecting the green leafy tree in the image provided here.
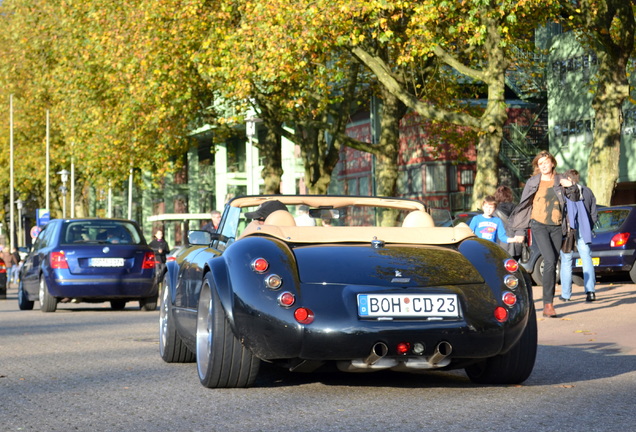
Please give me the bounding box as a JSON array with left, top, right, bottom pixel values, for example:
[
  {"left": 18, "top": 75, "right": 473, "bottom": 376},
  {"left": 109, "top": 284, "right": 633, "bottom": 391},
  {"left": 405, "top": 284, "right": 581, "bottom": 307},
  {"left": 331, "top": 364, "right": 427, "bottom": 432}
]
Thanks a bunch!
[
  {"left": 0, "top": 0, "right": 217, "bottom": 216},
  {"left": 339, "top": 0, "right": 555, "bottom": 208},
  {"left": 560, "top": 1, "right": 635, "bottom": 205}
]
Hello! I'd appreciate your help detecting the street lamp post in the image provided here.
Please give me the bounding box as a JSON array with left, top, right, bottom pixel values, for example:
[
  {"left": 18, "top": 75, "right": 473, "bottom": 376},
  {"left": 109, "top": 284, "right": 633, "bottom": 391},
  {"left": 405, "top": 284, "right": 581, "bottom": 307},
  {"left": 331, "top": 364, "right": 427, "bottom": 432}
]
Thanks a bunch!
[
  {"left": 57, "top": 169, "right": 70, "bottom": 218},
  {"left": 15, "top": 199, "right": 23, "bottom": 248}
]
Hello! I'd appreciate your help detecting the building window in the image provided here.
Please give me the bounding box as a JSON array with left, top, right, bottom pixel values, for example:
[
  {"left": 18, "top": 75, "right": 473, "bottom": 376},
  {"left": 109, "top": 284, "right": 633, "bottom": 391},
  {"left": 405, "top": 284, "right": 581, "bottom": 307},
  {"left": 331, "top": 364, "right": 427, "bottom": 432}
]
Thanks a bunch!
[
  {"left": 460, "top": 169, "right": 474, "bottom": 186},
  {"left": 425, "top": 164, "right": 448, "bottom": 193}
]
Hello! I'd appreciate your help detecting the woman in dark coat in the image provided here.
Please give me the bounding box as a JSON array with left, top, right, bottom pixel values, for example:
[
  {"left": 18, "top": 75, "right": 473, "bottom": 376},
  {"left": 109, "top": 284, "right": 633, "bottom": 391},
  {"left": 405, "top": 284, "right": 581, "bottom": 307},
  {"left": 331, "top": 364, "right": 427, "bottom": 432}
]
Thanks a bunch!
[{"left": 508, "top": 151, "right": 575, "bottom": 318}]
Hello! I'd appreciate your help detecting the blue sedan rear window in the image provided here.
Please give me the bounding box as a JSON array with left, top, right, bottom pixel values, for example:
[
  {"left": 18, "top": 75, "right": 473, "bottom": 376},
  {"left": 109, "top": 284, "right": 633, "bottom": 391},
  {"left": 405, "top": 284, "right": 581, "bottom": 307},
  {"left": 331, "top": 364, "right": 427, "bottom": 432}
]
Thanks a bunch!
[
  {"left": 61, "top": 221, "right": 143, "bottom": 245},
  {"left": 595, "top": 209, "right": 631, "bottom": 234}
]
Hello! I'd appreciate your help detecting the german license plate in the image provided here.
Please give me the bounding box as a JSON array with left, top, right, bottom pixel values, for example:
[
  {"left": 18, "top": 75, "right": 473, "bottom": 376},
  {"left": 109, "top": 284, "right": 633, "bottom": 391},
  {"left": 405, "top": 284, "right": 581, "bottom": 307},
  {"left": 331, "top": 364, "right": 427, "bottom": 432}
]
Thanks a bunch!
[
  {"left": 576, "top": 257, "right": 600, "bottom": 267},
  {"left": 89, "top": 257, "right": 125, "bottom": 267},
  {"left": 357, "top": 294, "right": 459, "bottom": 318}
]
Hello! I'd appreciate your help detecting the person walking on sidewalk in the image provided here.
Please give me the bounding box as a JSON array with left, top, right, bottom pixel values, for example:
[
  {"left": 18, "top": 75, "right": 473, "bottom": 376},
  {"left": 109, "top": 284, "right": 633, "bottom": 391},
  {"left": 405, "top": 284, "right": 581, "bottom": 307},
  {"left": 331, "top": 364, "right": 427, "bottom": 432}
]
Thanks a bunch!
[
  {"left": 559, "top": 169, "right": 598, "bottom": 302},
  {"left": 508, "top": 151, "right": 576, "bottom": 318}
]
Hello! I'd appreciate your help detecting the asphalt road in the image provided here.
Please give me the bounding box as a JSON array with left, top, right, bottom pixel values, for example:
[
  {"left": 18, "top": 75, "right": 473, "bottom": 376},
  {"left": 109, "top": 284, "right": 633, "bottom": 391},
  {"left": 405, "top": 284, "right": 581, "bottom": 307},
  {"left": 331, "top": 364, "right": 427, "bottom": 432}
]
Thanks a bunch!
[{"left": 1, "top": 280, "right": 635, "bottom": 432}]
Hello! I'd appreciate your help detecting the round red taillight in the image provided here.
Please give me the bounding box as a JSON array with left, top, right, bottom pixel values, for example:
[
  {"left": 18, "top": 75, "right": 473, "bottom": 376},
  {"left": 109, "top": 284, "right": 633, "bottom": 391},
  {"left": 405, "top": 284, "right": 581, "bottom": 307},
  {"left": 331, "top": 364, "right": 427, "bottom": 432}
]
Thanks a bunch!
[
  {"left": 504, "top": 259, "right": 519, "bottom": 272},
  {"left": 294, "top": 307, "right": 314, "bottom": 324},
  {"left": 251, "top": 258, "right": 269, "bottom": 273},
  {"left": 278, "top": 291, "right": 295, "bottom": 307},
  {"left": 494, "top": 306, "right": 508, "bottom": 322},
  {"left": 396, "top": 342, "right": 411, "bottom": 355},
  {"left": 502, "top": 292, "right": 517, "bottom": 306}
]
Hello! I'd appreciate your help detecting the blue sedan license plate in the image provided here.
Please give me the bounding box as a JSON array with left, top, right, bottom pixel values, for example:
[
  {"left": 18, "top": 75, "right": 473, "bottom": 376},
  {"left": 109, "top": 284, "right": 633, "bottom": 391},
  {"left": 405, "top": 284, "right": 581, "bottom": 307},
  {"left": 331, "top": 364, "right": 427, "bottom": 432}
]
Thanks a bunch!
[
  {"left": 89, "top": 257, "right": 125, "bottom": 267},
  {"left": 357, "top": 294, "right": 459, "bottom": 318},
  {"left": 576, "top": 257, "right": 600, "bottom": 267}
]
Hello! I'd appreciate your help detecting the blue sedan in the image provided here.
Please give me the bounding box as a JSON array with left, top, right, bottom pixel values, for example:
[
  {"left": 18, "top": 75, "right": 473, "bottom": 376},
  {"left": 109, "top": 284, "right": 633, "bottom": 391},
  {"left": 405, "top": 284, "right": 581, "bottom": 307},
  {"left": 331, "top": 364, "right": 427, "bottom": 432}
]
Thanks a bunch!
[
  {"left": 572, "top": 204, "right": 636, "bottom": 283},
  {"left": 18, "top": 218, "right": 157, "bottom": 312}
]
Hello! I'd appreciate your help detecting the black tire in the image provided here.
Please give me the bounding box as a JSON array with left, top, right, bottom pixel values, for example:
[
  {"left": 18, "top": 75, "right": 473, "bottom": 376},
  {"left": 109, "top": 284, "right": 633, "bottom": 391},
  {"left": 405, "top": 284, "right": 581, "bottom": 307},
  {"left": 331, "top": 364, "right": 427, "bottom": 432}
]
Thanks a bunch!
[
  {"left": 159, "top": 275, "right": 195, "bottom": 363},
  {"left": 531, "top": 256, "right": 560, "bottom": 286},
  {"left": 465, "top": 303, "right": 538, "bottom": 384},
  {"left": 196, "top": 273, "right": 260, "bottom": 388},
  {"left": 139, "top": 296, "right": 157, "bottom": 311},
  {"left": 110, "top": 300, "right": 126, "bottom": 310},
  {"left": 39, "top": 277, "right": 57, "bottom": 313},
  {"left": 531, "top": 256, "right": 544, "bottom": 285},
  {"left": 18, "top": 281, "right": 34, "bottom": 310},
  {"left": 572, "top": 274, "right": 585, "bottom": 287},
  {"left": 629, "top": 265, "right": 636, "bottom": 284}
]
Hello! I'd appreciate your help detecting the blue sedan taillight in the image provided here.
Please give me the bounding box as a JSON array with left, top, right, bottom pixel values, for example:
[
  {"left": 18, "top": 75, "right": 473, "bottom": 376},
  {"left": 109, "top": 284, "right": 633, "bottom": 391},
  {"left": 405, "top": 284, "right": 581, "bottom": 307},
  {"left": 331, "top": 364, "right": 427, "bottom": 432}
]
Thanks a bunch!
[
  {"left": 51, "top": 251, "right": 69, "bottom": 269},
  {"left": 142, "top": 252, "right": 156, "bottom": 269}
]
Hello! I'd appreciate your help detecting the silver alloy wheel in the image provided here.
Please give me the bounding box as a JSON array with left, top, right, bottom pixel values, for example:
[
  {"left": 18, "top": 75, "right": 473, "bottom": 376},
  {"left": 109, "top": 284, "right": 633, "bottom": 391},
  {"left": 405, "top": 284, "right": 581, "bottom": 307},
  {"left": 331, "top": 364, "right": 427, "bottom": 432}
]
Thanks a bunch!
[
  {"left": 159, "top": 282, "right": 170, "bottom": 354},
  {"left": 196, "top": 286, "right": 213, "bottom": 379},
  {"left": 38, "top": 278, "right": 45, "bottom": 304}
]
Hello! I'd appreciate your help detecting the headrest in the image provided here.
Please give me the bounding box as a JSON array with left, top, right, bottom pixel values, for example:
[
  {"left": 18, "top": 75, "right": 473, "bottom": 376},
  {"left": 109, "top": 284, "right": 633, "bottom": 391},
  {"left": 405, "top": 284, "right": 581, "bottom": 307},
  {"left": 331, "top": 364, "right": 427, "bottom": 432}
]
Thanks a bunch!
[
  {"left": 264, "top": 210, "right": 297, "bottom": 227},
  {"left": 402, "top": 210, "right": 435, "bottom": 228}
]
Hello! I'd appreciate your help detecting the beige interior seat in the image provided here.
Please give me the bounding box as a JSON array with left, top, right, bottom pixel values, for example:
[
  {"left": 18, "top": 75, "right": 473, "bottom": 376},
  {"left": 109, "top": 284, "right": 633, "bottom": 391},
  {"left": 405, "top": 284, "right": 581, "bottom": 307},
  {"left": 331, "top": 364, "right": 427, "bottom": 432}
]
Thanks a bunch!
[
  {"left": 402, "top": 210, "right": 435, "bottom": 228},
  {"left": 264, "top": 210, "right": 297, "bottom": 226}
]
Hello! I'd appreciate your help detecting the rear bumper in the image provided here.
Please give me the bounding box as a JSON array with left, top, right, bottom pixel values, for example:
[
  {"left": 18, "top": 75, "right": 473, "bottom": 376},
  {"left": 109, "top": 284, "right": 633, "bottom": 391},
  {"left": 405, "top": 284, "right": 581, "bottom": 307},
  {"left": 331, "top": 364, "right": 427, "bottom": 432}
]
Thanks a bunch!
[
  {"left": 48, "top": 273, "right": 156, "bottom": 299},
  {"left": 572, "top": 248, "right": 636, "bottom": 272},
  {"left": 234, "top": 283, "right": 530, "bottom": 363}
]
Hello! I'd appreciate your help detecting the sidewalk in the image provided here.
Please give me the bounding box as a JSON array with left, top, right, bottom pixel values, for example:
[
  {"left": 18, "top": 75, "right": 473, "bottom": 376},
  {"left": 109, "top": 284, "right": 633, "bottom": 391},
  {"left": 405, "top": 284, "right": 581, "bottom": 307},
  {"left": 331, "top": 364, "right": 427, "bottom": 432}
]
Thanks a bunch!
[{"left": 534, "top": 280, "right": 636, "bottom": 355}]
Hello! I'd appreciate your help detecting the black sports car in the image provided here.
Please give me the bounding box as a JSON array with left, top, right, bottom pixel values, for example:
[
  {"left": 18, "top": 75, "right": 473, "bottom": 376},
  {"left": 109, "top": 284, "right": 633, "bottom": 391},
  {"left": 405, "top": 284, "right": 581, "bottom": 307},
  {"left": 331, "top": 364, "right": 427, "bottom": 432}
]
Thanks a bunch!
[{"left": 159, "top": 195, "right": 537, "bottom": 388}]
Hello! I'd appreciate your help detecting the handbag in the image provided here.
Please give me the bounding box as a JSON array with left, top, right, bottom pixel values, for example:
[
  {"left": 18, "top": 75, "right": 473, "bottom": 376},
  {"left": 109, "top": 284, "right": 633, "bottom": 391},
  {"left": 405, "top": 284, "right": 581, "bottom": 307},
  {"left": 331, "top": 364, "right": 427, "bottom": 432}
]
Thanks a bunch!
[{"left": 561, "top": 229, "right": 577, "bottom": 253}]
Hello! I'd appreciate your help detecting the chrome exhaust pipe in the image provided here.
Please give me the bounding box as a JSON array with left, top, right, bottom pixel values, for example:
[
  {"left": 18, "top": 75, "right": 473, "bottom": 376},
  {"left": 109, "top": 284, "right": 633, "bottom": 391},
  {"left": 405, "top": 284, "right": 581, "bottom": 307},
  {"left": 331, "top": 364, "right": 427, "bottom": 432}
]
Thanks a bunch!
[
  {"left": 364, "top": 342, "right": 389, "bottom": 365},
  {"left": 429, "top": 341, "right": 452, "bottom": 365}
]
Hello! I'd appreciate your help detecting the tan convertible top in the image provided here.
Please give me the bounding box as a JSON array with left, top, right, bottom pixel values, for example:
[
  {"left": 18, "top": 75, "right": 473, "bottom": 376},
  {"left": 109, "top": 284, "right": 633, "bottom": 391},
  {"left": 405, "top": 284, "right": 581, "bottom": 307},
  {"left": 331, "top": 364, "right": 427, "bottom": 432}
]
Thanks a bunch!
[
  {"left": 230, "top": 195, "right": 426, "bottom": 211},
  {"left": 240, "top": 224, "right": 475, "bottom": 245},
  {"left": 232, "top": 195, "right": 472, "bottom": 245}
]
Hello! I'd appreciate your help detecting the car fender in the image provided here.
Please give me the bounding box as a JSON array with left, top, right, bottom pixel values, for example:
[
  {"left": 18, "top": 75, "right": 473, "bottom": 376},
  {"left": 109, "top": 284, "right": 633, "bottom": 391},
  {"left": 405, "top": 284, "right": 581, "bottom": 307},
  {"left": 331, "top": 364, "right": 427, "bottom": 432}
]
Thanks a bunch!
[
  {"left": 458, "top": 237, "right": 532, "bottom": 352},
  {"left": 208, "top": 236, "right": 305, "bottom": 359},
  {"left": 164, "top": 259, "right": 180, "bottom": 304}
]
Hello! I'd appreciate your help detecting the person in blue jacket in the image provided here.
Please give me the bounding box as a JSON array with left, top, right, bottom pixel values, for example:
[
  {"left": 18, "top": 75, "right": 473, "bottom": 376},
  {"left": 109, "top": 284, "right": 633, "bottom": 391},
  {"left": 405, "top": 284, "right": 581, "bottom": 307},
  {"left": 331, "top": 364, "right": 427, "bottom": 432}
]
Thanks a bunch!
[
  {"left": 469, "top": 195, "right": 518, "bottom": 246},
  {"left": 559, "top": 169, "right": 598, "bottom": 302}
]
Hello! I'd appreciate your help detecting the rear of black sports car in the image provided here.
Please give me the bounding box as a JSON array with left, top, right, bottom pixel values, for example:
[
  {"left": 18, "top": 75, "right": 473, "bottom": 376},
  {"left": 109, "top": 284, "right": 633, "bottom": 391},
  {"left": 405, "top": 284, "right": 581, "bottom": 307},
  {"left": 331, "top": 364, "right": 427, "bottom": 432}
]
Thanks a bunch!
[{"left": 215, "top": 234, "right": 536, "bottom": 384}]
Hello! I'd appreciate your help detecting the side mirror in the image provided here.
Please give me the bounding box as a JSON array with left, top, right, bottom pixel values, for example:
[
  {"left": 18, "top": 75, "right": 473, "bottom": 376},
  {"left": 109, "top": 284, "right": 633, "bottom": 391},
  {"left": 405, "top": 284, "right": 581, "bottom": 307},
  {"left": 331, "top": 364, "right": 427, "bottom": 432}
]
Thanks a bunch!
[
  {"left": 187, "top": 230, "right": 212, "bottom": 246},
  {"left": 187, "top": 230, "right": 228, "bottom": 246}
]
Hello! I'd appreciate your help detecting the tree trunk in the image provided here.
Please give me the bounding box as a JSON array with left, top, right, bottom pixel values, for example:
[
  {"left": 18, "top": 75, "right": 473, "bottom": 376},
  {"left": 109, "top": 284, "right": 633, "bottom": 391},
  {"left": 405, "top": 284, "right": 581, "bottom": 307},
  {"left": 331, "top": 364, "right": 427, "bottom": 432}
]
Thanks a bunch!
[
  {"left": 470, "top": 23, "right": 508, "bottom": 210},
  {"left": 259, "top": 118, "right": 283, "bottom": 194},
  {"left": 588, "top": 55, "right": 628, "bottom": 205},
  {"left": 585, "top": 1, "right": 634, "bottom": 205}
]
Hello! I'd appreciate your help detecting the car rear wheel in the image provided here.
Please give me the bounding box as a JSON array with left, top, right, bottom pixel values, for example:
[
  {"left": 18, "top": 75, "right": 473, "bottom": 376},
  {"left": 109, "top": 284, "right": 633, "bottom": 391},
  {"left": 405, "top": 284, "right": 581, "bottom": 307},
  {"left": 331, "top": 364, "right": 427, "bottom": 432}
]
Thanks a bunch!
[
  {"left": 629, "top": 265, "right": 636, "bottom": 284},
  {"left": 139, "top": 296, "right": 157, "bottom": 311},
  {"left": 39, "top": 277, "right": 57, "bottom": 313},
  {"left": 531, "top": 256, "right": 560, "bottom": 286},
  {"left": 196, "top": 273, "right": 260, "bottom": 388},
  {"left": 110, "top": 300, "right": 126, "bottom": 310},
  {"left": 465, "top": 303, "right": 538, "bottom": 384},
  {"left": 572, "top": 274, "right": 584, "bottom": 287},
  {"left": 18, "top": 281, "right": 34, "bottom": 310},
  {"left": 159, "top": 275, "right": 194, "bottom": 363}
]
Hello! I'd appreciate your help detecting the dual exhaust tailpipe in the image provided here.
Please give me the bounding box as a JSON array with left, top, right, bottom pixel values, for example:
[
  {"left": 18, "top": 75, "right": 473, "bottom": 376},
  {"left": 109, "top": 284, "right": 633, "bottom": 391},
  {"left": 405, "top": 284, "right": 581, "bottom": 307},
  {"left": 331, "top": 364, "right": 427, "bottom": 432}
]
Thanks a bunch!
[{"left": 362, "top": 341, "right": 452, "bottom": 367}]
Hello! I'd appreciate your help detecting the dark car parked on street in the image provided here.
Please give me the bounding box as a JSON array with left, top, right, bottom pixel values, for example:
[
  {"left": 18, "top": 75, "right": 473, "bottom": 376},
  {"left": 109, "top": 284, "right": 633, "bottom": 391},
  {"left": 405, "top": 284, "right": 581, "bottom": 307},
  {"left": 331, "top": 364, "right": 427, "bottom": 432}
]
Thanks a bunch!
[
  {"left": 160, "top": 195, "right": 537, "bottom": 388},
  {"left": 570, "top": 204, "right": 636, "bottom": 284},
  {"left": 0, "top": 257, "right": 7, "bottom": 299},
  {"left": 18, "top": 218, "right": 157, "bottom": 312}
]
